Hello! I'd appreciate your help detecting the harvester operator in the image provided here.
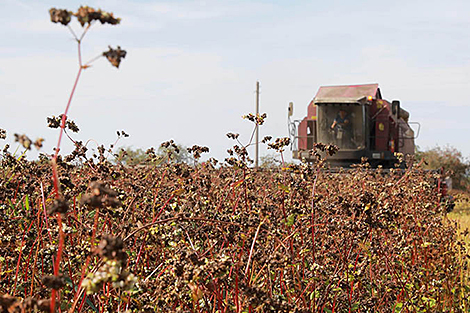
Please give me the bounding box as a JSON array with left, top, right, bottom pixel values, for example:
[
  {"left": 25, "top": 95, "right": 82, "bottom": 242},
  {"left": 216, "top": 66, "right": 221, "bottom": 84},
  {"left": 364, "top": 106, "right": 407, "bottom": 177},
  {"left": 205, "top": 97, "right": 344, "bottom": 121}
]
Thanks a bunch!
[
  {"left": 330, "top": 109, "right": 352, "bottom": 148},
  {"left": 330, "top": 109, "right": 350, "bottom": 131}
]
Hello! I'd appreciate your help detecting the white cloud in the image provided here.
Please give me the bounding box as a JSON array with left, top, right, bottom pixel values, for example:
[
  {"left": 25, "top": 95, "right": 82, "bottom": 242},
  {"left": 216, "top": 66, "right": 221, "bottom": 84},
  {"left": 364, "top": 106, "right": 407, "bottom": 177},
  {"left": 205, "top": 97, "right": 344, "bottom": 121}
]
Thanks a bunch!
[{"left": 147, "top": 3, "right": 224, "bottom": 20}]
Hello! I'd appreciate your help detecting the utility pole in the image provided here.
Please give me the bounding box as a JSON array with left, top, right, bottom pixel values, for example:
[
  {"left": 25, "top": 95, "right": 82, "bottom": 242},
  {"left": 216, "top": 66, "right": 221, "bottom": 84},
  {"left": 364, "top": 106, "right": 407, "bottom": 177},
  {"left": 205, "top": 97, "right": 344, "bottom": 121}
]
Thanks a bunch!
[{"left": 255, "top": 81, "right": 260, "bottom": 168}]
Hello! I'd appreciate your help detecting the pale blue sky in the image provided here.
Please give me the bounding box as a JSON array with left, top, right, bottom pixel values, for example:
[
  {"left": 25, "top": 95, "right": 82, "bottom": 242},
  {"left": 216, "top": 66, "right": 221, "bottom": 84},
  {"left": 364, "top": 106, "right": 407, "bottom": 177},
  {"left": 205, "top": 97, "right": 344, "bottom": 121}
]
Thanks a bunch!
[{"left": 1, "top": 0, "right": 470, "bottom": 162}]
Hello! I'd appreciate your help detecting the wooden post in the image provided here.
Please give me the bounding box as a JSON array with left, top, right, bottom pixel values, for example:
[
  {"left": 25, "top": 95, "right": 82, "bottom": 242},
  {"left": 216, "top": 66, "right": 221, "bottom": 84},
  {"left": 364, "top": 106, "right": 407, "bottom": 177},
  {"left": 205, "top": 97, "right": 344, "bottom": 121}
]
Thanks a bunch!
[{"left": 255, "top": 81, "right": 260, "bottom": 168}]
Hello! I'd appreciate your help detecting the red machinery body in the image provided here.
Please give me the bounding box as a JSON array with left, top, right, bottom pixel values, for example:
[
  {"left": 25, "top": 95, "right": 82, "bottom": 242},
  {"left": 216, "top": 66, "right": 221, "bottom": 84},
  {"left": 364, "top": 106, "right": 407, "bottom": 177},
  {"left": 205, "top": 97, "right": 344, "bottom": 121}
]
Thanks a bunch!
[{"left": 291, "top": 84, "right": 416, "bottom": 167}]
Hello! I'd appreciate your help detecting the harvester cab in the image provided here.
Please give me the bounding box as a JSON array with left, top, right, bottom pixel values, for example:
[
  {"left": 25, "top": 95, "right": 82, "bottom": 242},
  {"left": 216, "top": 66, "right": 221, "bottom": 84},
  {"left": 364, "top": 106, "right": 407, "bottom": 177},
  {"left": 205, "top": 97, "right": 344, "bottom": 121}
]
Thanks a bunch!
[{"left": 289, "top": 84, "right": 419, "bottom": 167}]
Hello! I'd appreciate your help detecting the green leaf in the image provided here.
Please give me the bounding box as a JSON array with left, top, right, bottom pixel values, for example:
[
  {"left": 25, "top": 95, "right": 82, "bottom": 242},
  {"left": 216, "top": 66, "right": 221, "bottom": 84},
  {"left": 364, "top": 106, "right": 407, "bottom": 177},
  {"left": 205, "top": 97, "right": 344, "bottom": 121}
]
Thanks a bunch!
[
  {"left": 286, "top": 214, "right": 296, "bottom": 227},
  {"left": 24, "top": 195, "right": 30, "bottom": 212},
  {"left": 309, "top": 290, "right": 320, "bottom": 300},
  {"left": 278, "top": 183, "right": 290, "bottom": 193},
  {"left": 64, "top": 276, "right": 98, "bottom": 312}
]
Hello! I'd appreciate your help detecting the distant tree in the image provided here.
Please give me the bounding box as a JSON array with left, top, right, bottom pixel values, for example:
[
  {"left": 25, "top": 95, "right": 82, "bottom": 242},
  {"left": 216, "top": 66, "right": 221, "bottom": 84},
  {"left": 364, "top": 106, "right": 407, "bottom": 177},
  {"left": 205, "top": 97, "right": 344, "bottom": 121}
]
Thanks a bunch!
[
  {"left": 260, "top": 154, "right": 281, "bottom": 169},
  {"left": 114, "top": 147, "right": 147, "bottom": 166},
  {"left": 416, "top": 145, "right": 470, "bottom": 190},
  {"left": 157, "top": 143, "right": 192, "bottom": 164},
  {"left": 115, "top": 144, "right": 192, "bottom": 166}
]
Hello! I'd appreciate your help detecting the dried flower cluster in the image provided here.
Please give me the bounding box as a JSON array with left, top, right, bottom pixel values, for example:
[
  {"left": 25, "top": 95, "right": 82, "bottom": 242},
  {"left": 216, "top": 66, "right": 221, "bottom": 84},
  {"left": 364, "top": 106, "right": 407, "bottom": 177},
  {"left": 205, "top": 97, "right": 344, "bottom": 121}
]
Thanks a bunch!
[
  {"left": 0, "top": 294, "right": 50, "bottom": 312},
  {"left": 49, "top": 6, "right": 126, "bottom": 70},
  {"left": 261, "top": 135, "right": 272, "bottom": 143},
  {"left": 243, "top": 112, "right": 267, "bottom": 125},
  {"left": 80, "top": 181, "right": 121, "bottom": 208},
  {"left": 49, "top": 6, "right": 120, "bottom": 27},
  {"left": 187, "top": 145, "right": 209, "bottom": 160},
  {"left": 226, "top": 132, "right": 239, "bottom": 140},
  {"left": 75, "top": 6, "right": 121, "bottom": 26},
  {"left": 14, "top": 133, "right": 32, "bottom": 150},
  {"left": 82, "top": 236, "right": 136, "bottom": 294},
  {"left": 49, "top": 8, "right": 72, "bottom": 25},
  {"left": 47, "top": 198, "right": 69, "bottom": 215},
  {"left": 103, "top": 46, "right": 127, "bottom": 68},
  {"left": 116, "top": 130, "right": 129, "bottom": 138},
  {"left": 14, "top": 135, "right": 46, "bottom": 151},
  {"left": 47, "top": 114, "right": 80, "bottom": 133},
  {"left": 42, "top": 275, "right": 66, "bottom": 290},
  {"left": 267, "top": 137, "right": 291, "bottom": 152}
]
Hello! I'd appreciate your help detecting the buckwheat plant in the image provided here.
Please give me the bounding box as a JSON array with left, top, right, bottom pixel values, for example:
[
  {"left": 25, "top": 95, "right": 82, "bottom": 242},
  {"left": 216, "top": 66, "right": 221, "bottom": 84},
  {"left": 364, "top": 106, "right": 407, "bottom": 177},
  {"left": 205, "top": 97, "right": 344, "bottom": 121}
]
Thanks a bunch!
[{"left": 48, "top": 6, "right": 126, "bottom": 312}]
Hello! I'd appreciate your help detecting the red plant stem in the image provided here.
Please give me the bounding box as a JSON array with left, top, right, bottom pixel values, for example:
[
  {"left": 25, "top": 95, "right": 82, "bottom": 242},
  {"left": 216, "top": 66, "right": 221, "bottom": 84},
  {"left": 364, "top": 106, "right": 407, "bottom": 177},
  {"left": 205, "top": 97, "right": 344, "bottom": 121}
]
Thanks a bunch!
[
  {"left": 40, "top": 182, "right": 53, "bottom": 242},
  {"left": 23, "top": 230, "right": 41, "bottom": 289},
  {"left": 67, "top": 259, "right": 75, "bottom": 289},
  {"left": 30, "top": 227, "right": 43, "bottom": 297},
  {"left": 215, "top": 180, "right": 232, "bottom": 212},
  {"left": 77, "top": 289, "right": 92, "bottom": 312},
  {"left": 152, "top": 193, "right": 175, "bottom": 223},
  {"left": 51, "top": 214, "right": 65, "bottom": 313},
  {"left": 13, "top": 218, "right": 35, "bottom": 295},
  {"left": 156, "top": 264, "right": 171, "bottom": 279},
  {"left": 54, "top": 216, "right": 65, "bottom": 276},
  {"left": 69, "top": 208, "right": 100, "bottom": 313},
  {"left": 13, "top": 181, "right": 21, "bottom": 203},
  {"left": 52, "top": 40, "right": 84, "bottom": 199},
  {"left": 135, "top": 239, "right": 147, "bottom": 270},
  {"left": 232, "top": 189, "right": 243, "bottom": 214},
  {"left": 51, "top": 78, "right": 81, "bottom": 194},
  {"left": 49, "top": 37, "right": 85, "bottom": 312},
  {"left": 309, "top": 167, "right": 320, "bottom": 311},
  {"left": 243, "top": 168, "right": 248, "bottom": 211},
  {"left": 40, "top": 240, "right": 45, "bottom": 276},
  {"left": 235, "top": 268, "right": 240, "bottom": 313}
]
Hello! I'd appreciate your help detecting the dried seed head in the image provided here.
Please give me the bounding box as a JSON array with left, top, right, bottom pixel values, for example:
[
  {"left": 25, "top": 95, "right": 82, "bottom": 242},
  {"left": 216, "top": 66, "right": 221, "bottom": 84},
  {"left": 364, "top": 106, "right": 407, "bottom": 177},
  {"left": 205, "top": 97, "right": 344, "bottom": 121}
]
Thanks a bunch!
[
  {"left": 0, "top": 129, "right": 6, "bottom": 140},
  {"left": 67, "top": 119, "right": 79, "bottom": 132},
  {"left": 47, "top": 115, "right": 80, "bottom": 133},
  {"left": 226, "top": 133, "right": 239, "bottom": 140},
  {"left": 103, "top": 46, "right": 127, "bottom": 68},
  {"left": 48, "top": 198, "right": 69, "bottom": 215},
  {"left": 96, "top": 235, "right": 127, "bottom": 261},
  {"left": 34, "top": 138, "right": 45, "bottom": 150},
  {"left": 0, "top": 294, "right": 18, "bottom": 309},
  {"left": 47, "top": 115, "right": 61, "bottom": 129},
  {"left": 242, "top": 113, "right": 267, "bottom": 125},
  {"left": 261, "top": 136, "right": 272, "bottom": 143},
  {"left": 75, "top": 6, "right": 121, "bottom": 27},
  {"left": 49, "top": 8, "right": 72, "bottom": 25},
  {"left": 65, "top": 140, "right": 88, "bottom": 162},
  {"left": 117, "top": 130, "right": 129, "bottom": 137},
  {"left": 187, "top": 145, "right": 209, "bottom": 160},
  {"left": 14, "top": 133, "right": 32, "bottom": 150},
  {"left": 36, "top": 299, "right": 51, "bottom": 312},
  {"left": 267, "top": 137, "right": 290, "bottom": 152},
  {"left": 41, "top": 275, "right": 66, "bottom": 290},
  {"left": 81, "top": 181, "right": 121, "bottom": 208}
]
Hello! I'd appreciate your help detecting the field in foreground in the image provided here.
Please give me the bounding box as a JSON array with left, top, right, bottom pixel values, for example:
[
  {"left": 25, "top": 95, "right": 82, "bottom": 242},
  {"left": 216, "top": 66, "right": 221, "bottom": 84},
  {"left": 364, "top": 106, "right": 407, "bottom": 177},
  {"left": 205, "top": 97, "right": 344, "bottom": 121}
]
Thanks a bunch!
[{"left": 0, "top": 153, "right": 469, "bottom": 312}]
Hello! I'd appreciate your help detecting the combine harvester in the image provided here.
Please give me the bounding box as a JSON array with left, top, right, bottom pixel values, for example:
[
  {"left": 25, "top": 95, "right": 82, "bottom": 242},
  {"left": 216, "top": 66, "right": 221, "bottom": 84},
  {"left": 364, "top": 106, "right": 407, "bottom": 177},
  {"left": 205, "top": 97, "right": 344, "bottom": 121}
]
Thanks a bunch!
[
  {"left": 288, "top": 83, "right": 454, "bottom": 211},
  {"left": 288, "top": 83, "right": 418, "bottom": 168}
]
